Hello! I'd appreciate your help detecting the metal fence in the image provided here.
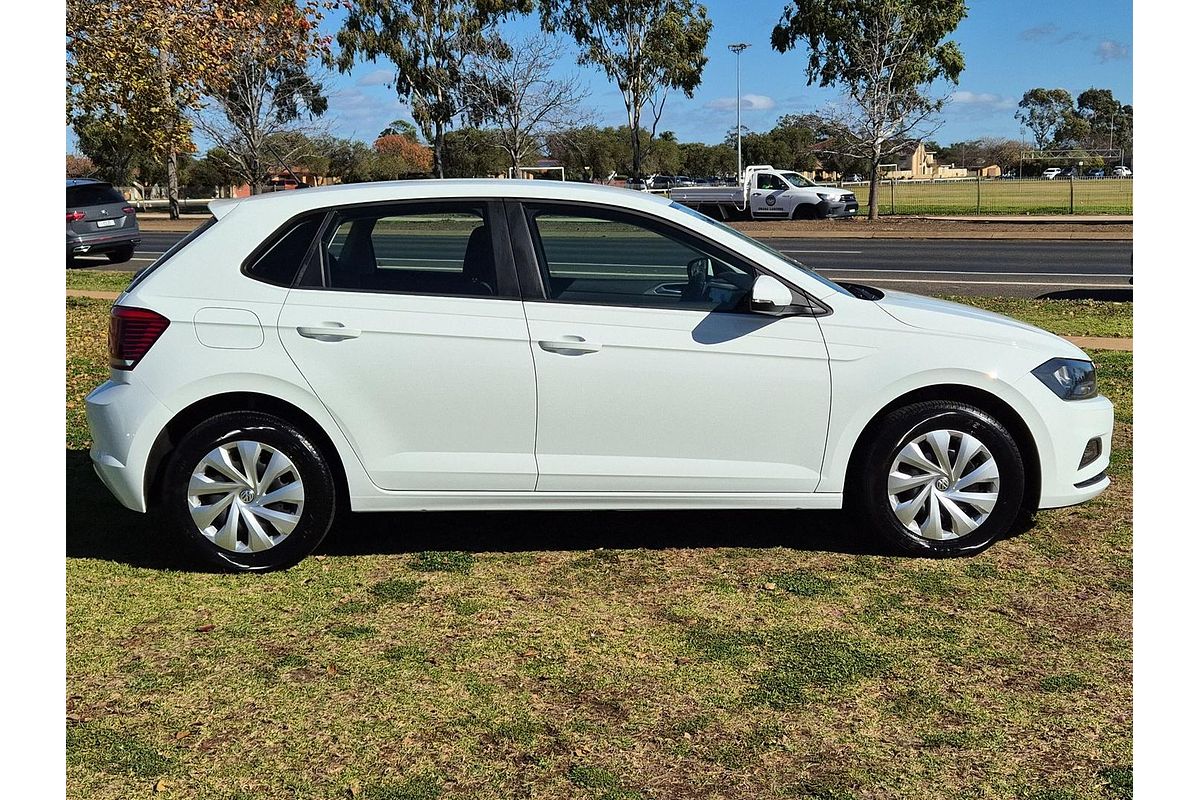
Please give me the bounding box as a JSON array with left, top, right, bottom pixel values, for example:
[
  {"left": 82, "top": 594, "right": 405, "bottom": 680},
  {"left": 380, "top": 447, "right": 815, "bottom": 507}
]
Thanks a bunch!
[{"left": 834, "top": 177, "right": 1133, "bottom": 216}]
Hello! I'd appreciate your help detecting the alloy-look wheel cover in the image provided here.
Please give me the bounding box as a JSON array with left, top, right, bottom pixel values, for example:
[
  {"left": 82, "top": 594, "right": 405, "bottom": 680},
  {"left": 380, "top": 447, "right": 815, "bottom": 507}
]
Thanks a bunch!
[
  {"left": 887, "top": 428, "right": 1000, "bottom": 541},
  {"left": 186, "top": 440, "right": 305, "bottom": 553}
]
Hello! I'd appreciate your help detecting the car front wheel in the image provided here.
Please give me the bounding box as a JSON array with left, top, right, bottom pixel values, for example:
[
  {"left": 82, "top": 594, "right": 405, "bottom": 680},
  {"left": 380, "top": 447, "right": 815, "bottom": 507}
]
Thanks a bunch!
[
  {"left": 853, "top": 401, "right": 1027, "bottom": 556},
  {"left": 160, "top": 411, "right": 336, "bottom": 571}
]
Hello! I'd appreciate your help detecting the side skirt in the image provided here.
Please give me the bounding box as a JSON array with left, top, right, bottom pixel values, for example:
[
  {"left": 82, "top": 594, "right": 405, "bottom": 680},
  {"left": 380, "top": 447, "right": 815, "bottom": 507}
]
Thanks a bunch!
[{"left": 349, "top": 492, "right": 844, "bottom": 513}]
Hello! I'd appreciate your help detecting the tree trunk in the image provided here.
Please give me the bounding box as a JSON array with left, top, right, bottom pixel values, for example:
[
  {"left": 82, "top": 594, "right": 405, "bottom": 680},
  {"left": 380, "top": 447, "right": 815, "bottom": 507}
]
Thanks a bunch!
[
  {"left": 433, "top": 121, "right": 445, "bottom": 179},
  {"left": 167, "top": 149, "right": 180, "bottom": 219},
  {"left": 867, "top": 144, "right": 883, "bottom": 221},
  {"left": 629, "top": 124, "right": 642, "bottom": 178}
]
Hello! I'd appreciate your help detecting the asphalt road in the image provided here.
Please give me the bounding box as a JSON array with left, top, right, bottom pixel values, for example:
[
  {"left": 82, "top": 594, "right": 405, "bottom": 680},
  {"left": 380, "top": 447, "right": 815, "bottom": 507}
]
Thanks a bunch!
[{"left": 74, "top": 230, "right": 1133, "bottom": 299}]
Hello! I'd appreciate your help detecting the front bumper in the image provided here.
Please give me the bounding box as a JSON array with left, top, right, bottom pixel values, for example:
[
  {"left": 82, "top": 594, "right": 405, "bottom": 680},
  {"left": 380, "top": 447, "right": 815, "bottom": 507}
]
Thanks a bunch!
[
  {"left": 1035, "top": 393, "right": 1115, "bottom": 508},
  {"left": 820, "top": 198, "right": 859, "bottom": 219}
]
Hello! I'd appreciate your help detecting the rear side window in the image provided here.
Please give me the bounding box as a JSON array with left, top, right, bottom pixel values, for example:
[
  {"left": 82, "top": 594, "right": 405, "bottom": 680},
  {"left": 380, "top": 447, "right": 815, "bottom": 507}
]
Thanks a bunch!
[
  {"left": 67, "top": 184, "right": 126, "bottom": 207},
  {"left": 245, "top": 216, "right": 324, "bottom": 286},
  {"left": 307, "top": 203, "right": 503, "bottom": 298}
]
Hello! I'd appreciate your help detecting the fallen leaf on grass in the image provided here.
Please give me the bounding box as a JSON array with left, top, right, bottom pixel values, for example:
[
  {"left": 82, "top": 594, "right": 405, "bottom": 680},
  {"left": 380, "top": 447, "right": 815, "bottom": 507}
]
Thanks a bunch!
[{"left": 195, "top": 624, "right": 215, "bottom": 633}]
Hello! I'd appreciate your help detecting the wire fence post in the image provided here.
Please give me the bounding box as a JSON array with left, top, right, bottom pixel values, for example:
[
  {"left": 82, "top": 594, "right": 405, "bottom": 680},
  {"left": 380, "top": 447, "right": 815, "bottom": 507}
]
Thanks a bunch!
[
  {"left": 890, "top": 179, "right": 895, "bottom": 215},
  {"left": 976, "top": 176, "right": 982, "bottom": 215},
  {"left": 1069, "top": 175, "right": 1075, "bottom": 214}
]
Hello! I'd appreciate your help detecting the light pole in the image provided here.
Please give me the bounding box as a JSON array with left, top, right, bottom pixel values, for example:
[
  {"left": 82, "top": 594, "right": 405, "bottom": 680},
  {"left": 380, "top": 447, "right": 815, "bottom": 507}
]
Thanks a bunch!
[{"left": 728, "top": 42, "right": 750, "bottom": 180}]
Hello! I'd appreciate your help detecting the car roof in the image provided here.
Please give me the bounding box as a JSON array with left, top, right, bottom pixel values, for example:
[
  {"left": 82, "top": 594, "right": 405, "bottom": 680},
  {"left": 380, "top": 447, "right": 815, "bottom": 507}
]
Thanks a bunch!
[
  {"left": 67, "top": 178, "right": 110, "bottom": 187},
  {"left": 208, "top": 179, "right": 673, "bottom": 220}
]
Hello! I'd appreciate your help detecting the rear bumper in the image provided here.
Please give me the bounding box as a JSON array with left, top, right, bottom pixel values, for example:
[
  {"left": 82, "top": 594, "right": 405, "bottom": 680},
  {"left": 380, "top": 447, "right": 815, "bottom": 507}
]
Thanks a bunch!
[
  {"left": 86, "top": 377, "right": 171, "bottom": 513},
  {"left": 68, "top": 228, "right": 141, "bottom": 256}
]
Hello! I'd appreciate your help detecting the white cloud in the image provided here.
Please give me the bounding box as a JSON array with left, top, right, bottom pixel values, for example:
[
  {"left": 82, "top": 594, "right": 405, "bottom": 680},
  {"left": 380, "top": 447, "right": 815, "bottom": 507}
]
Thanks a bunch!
[
  {"left": 704, "top": 94, "right": 777, "bottom": 112},
  {"left": 1020, "top": 23, "right": 1058, "bottom": 41},
  {"left": 357, "top": 68, "right": 395, "bottom": 88},
  {"left": 950, "top": 91, "right": 1017, "bottom": 112},
  {"left": 1095, "top": 40, "right": 1130, "bottom": 63}
]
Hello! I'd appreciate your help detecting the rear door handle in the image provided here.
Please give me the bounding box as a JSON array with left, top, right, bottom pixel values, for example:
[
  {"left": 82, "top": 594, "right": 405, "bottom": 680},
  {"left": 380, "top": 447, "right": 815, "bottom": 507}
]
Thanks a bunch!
[
  {"left": 538, "top": 335, "right": 601, "bottom": 355},
  {"left": 296, "top": 323, "right": 361, "bottom": 342}
]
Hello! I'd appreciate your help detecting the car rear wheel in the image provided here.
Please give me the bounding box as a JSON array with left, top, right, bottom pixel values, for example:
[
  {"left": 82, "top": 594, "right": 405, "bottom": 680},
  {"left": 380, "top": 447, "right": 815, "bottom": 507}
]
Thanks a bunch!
[
  {"left": 106, "top": 244, "right": 135, "bottom": 264},
  {"left": 852, "top": 401, "right": 1026, "bottom": 556},
  {"left": 160, "top": 411, "right": 336, "bottom": 571}
]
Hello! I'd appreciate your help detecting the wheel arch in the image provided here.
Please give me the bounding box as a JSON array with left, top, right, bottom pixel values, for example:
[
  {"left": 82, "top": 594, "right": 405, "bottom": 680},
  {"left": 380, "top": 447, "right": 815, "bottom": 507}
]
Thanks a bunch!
[
  {"left": 144, "top": 391, "right": 351, "bottom": 512},
  {"left": 843, "top": 383, "right": 1042, "bottom": 512}
]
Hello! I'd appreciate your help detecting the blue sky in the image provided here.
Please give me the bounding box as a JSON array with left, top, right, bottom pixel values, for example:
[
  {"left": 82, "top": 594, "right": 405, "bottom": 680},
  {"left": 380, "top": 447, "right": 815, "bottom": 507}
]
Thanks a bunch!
[{"left": 69, "top": 0, "right": 1133, "bottom": 152}]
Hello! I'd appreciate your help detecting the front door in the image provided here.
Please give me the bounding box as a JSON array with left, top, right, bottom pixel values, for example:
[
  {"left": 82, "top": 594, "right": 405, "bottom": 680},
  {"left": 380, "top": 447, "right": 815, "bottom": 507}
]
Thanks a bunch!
[
  {"left": 278, "top": 201, "right": 538, "bottom": 491},
  {"left": 750, "top": 173, "right": 790, "bottom": 219},
  {"left": 514, "top": 202, "right": 830, "bottom": 493}
]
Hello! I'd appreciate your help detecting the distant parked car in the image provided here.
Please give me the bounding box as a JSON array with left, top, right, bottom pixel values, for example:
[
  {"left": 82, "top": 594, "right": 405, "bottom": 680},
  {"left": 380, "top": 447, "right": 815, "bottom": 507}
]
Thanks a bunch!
[
  {"left": 999, "top": 170, "right": 1018, "bottom": 180},
  {"left": 845, "top": 173, "right": 864, "bottom": 183},
  {"left": 67, "top": 179, "right": 140, "bottom": 265},
  {"left": 1086, "top": 168, "right": 1106, "bottom": 178},
  {"left": 1112, "top": 166, "right": 1132, "bottom": 178},
  {"left": 648, "top": 175, "right": 673, "bottom": 191},
  {"left": 1042, "top": 168, "right": 1062, "bottom": 180},
  {"left": 624, "top": 178, "right": 648, "bottom": 192},
  {"left": 673, "top": 175, "right": 696, "bottom": 187}
]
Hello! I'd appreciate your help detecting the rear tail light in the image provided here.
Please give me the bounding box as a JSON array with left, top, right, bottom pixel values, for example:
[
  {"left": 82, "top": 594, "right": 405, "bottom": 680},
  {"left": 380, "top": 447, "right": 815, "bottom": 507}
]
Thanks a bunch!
[
  {"left": 109, "top": 306, "right": 170, "bottom": 370},
  {"left": 122, "top": 206, "right": 136, "bottom": 214},
  {"left": 67, "top": 210, "right": 86, "bottom": 222}
]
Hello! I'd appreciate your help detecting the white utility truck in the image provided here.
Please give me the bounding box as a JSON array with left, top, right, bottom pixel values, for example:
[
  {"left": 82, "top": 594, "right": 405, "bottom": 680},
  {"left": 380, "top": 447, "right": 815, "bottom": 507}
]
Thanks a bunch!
[{"left": 668, "top": 165, "right": 859, "bottom": 221}]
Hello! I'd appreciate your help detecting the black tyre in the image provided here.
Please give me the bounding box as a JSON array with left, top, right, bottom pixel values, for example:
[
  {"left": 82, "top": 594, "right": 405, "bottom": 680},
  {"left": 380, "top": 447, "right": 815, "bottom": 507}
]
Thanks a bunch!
[
  {"left": 160, "top": 411, "right": 336, "bottom": 571},
  {"left": 106, "top": 244, "right": 135, "bottom": 264},
  {"left": 851, "top": 401, "right": 1026, "bottom": 556},
  {"left": 792, "top": 203, "right": 819, "bottom": 220}
]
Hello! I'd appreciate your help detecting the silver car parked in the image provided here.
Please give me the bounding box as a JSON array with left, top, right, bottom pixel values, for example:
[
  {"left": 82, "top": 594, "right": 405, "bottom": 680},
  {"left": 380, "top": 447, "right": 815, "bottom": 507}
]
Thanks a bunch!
[{"left": 67, "top": 179, "right": 140, "bottom": 265}]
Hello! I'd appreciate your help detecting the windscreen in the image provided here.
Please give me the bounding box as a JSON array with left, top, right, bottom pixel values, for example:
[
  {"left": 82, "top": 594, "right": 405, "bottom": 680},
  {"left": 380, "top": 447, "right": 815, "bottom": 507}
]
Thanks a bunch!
[
  {"left": 67, "top": 184, "right": 126, "bottom": 207},
  {"left": 779, "top": 171, "right": 817, "bottom": 188}
]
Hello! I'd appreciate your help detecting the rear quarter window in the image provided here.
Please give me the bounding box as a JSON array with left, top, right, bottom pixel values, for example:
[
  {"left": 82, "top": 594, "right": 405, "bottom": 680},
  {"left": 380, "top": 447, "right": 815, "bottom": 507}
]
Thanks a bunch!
[{"left": 244, "top": 215, "right": 325, "bottom": 287}]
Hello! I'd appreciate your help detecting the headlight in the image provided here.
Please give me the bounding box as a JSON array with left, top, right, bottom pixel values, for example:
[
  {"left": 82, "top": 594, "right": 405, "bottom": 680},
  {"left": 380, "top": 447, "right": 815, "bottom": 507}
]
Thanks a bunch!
[{"left": 1032, "top": 358, "right": 1097, "bottom": 400}]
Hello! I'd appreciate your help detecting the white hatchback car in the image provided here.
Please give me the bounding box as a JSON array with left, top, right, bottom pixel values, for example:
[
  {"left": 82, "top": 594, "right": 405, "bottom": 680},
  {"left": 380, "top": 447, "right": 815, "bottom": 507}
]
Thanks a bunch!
[{"left": 86, "top": 181, "right": 1113, "bottom": 571}]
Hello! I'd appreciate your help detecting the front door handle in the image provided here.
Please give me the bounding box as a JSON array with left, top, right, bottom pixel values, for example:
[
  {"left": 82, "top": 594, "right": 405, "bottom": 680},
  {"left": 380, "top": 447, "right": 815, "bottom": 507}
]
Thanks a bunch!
[
  {"left": 296, "top": 323, "right": 361, "bottom": 342},
  {"left": 538, "top": 335, "right": 601, "bottom": 355}
]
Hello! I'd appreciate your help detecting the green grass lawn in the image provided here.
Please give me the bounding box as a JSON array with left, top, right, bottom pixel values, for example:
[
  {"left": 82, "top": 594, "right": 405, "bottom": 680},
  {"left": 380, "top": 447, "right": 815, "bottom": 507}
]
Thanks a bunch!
[
  {"left": 65, "top": 269, "right": 134, "bottom": 293},
  {"left": 66, "top": 297, "right": 1131, "bottom": 800}
]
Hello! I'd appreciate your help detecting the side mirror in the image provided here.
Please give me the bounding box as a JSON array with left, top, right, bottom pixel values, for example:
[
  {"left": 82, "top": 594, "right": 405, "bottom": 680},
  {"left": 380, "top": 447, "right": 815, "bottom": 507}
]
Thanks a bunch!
[{"left": 750, "top": 274, "right": 796, "bottom": 315}]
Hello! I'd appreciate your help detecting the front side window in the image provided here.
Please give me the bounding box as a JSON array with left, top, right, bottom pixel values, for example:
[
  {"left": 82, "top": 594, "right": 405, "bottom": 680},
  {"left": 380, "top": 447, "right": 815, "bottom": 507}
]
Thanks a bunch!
[
  {"left": 317, "top": 204, "right": 499, "bottom": 297},
  {"left": 756, "top": 173, "right": 788, "bottom": 190},
  {"left": 525, "top": 205, "right": 753, "bottom": 312}
]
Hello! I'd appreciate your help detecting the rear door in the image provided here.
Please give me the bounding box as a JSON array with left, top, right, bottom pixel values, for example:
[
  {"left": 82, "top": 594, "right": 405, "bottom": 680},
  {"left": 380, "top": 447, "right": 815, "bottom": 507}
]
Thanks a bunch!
[{"left": 277, "top": 200, "right": 538, "bottom": 491}]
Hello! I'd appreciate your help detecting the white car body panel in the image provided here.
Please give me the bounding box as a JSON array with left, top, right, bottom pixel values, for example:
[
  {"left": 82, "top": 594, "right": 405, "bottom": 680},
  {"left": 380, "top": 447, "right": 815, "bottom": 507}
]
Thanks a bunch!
[
  {"left": 523, "top": 301, "right": 830, "bottom": 492},
  {"left": 278, "top": 290, "right": 538, "bottom": 491},
  {"left": 86, "top": 179, "right": 1112, "bottom": 522}
]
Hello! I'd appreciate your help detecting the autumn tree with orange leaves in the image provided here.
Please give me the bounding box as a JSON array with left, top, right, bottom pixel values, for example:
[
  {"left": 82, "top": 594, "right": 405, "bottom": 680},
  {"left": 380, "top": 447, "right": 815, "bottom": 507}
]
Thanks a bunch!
[{"left": 67, "top": 1, "right": 332, "bottom": 216}]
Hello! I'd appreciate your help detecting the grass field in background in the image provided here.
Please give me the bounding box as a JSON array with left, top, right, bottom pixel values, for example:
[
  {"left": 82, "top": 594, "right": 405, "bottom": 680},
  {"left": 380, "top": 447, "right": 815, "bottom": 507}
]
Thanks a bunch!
[
  {"left": 66, "top": 296, "right": 1131, "bottom": 799},
  {"left": 854, "top": 178, "right": 1133, "bottom": 216}
]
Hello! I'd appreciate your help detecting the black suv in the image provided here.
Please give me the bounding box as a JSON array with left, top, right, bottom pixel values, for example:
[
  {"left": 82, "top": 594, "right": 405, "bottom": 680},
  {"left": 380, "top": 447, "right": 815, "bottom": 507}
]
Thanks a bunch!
[{"left": 67, "top": 179, "right": 141, "bottom": 265}]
